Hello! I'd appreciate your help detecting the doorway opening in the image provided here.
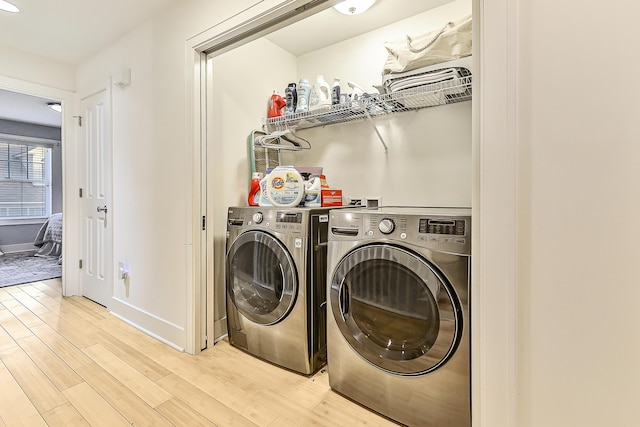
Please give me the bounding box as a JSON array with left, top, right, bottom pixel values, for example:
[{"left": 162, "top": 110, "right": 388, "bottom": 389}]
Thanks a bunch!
[
  {"left": 0, "top": 89, "right": 63, "bottom": 287},
  {"left": 189, "top": 0, "right": 473, "bottom": 351},
  {"left": 0, "top": 79, "right": 76, "bottom": 296}
]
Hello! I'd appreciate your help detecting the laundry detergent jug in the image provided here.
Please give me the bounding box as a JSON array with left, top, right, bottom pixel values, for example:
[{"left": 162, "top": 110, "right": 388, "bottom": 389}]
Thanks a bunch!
[
  {"left": 303, "top": 175, "right": 321, "bottom": 207},
  {"left": 310, "top": 75, "right": 331, "bottom": 111}
]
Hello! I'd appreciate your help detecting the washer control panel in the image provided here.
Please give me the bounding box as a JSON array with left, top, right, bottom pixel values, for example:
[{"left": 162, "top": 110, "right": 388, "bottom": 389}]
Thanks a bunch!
[
  {"left": 274, "top": 211, "right": 304, "bottom": 232},
  {"left": 227, "top": 207, "right": 310, "bottom": 235}
]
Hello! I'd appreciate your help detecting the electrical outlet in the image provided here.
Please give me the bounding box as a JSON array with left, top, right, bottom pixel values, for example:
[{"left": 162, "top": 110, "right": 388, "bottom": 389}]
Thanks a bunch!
[{"left": 366, "top": 197, "right": 381, "bottom": 208}]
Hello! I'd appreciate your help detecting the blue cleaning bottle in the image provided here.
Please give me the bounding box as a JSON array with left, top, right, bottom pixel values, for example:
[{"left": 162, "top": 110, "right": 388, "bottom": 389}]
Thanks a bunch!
[{"left": 296, "top": 78, "right": 311, "bottom": 113}]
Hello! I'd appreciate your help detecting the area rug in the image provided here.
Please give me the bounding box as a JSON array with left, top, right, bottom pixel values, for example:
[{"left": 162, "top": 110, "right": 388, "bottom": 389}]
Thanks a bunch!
[{"left": 0, "top": 253, "right": 62, "bottom": 288}]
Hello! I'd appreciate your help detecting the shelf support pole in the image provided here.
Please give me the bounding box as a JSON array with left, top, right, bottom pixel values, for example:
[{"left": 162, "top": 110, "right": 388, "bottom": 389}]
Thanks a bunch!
[{"left": 363, "top": 109, "right": 388, "bottom": 153}]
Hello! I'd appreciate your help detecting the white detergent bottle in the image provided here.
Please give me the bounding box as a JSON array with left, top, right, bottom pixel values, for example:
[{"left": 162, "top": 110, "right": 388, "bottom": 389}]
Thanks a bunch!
[
  {"left": 296, "top": 78, "right": 311, "bottom": 113},
  {"left": 258, "top": 175, "right": 272, "bottom": 206},
  {"left": 310, "top": 75, "right": 331, "bottom": 111},
  {"left": 308, "top": 84, "right": 320, "bottom": 111},
  {"left": 303, "top": 176, "right": 321, "bottom": 207}
]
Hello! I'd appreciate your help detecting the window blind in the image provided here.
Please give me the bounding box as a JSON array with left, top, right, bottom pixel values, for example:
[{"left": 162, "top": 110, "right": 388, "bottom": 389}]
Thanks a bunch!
[{"left": 0, "top": 134, "right": 55, "bottom": 219}]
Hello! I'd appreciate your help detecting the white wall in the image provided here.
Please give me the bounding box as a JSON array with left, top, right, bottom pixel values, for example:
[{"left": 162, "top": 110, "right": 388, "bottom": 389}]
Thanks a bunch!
[
  {"left": 0, "top": 45, "right": 75, "bottom": 92},
  {"left": 512, "top": 0, "right": 640, "bottom": 425}
]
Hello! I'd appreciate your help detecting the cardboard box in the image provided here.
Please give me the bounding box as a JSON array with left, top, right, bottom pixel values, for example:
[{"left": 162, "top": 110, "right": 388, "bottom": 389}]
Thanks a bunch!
[{"left": 321, "top": 189, "right": 343, "bottom": 207}]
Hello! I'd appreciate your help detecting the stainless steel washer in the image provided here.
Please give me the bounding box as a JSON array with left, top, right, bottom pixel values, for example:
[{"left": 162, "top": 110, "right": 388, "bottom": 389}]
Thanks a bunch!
[
  {"left": 326, "top": 206, "right": 471, "bottom": 426},
  {"left": 225, "top": 206, "right": 330, "bottom": 375}
]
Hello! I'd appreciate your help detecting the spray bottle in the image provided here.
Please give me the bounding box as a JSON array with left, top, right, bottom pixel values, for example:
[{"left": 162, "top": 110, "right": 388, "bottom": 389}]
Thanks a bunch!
[
  {"left": 348, "top": 80, "right": 366, "bottom": 98},
  {"left": 348, "top": 80, "right": 366, "bottom": 111}
]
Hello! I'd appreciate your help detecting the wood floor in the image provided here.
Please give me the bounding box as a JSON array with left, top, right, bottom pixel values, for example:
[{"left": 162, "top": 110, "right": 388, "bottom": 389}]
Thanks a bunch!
[{"left": 0, "top": 279, "right": 398, "bottom": 426}]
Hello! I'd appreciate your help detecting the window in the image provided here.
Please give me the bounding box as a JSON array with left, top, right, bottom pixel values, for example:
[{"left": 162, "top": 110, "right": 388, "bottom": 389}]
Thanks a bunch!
[{"left": 0, "top": 141, "right": 52, "bottom": 219}]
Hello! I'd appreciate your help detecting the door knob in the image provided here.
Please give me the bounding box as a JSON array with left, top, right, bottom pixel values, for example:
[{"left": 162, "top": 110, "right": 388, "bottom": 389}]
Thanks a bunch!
[{"left": 97, "top": 205, "right": 108, "bottom": 213}]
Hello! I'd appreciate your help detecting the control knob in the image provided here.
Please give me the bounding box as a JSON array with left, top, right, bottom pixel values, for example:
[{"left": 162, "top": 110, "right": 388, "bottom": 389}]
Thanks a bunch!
[
  {"left": 378, "top": 218, "right": 395, "bottom": 234},
  {"left": 252, "top": 212, "right": 264, "bottom": 224}
]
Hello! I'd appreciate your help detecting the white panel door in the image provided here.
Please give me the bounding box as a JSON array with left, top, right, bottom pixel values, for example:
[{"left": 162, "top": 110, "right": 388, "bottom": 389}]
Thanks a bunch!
[{"left": 80, "top": 89, "right": 112, "bottom": 307}]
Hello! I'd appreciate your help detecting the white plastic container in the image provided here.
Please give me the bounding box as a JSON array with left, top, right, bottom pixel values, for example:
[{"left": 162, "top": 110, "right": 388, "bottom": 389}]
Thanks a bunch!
[
  {"left": 258, "top": 175, "right": 272, "bottom": 206},
  {"left": 310, "top": 75, "right": 331, "bottom": 111},
  {"left": 296, "top": 78, "right": 312, "bottom": 113},
  {"left": 266, "top": 166, "right": 305, "bottom": 207},
  {"left": 308, "top": 85, "right": 320, "bottom": 111},
  {"left": 303, "top": 176, "right": 321, "bottom": 207}
]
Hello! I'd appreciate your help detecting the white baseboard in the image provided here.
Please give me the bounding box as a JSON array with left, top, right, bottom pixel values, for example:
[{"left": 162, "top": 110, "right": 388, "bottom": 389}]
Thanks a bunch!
[{"left": 109, "top": 296, "right": 185, "bottom": 352}]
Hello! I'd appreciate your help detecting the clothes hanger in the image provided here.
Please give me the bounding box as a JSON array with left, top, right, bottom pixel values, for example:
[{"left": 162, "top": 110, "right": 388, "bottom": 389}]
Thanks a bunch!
[{"left": 256, "top": 129, "right": 311, "bottom": 151}]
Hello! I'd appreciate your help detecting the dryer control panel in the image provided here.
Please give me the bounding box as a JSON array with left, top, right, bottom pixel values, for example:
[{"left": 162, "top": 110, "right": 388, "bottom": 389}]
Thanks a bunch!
[
  {"left": 419, "top": 218, "right": 466, "bottom": 235},
  {"left": 329, "top": 207, "right": 471, "bottom": 256}
]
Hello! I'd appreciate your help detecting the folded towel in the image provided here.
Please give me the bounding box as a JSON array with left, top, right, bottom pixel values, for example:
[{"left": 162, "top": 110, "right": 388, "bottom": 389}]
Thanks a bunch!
[{"left": 388, "top": 68, "right": 461, "bottom": 92}]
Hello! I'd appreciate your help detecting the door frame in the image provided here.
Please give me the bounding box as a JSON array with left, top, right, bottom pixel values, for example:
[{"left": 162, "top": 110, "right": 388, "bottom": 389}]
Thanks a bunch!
[{"left": 0, "top": 75, "right": 78, "bottom": 296}]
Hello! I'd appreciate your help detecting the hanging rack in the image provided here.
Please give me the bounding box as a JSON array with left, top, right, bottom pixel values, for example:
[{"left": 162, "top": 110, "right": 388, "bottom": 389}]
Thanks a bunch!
[{"left": 249, "top": 129, "right": 281, "bottom": 177}]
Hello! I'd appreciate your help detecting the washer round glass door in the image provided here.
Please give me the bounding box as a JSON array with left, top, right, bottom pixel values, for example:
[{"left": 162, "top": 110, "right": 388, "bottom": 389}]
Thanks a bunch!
[
  {"left": 330, "top": 244, "right": 462, "bottom": 375},
  {"left": 227, "top": 230, "right": 297, "bottom": 325}
]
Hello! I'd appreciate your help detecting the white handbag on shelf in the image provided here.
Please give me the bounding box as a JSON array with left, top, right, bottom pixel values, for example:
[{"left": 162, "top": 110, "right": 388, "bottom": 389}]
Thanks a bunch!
[{"left": 382, "top": 14, "right": 472, "bottom": 75}]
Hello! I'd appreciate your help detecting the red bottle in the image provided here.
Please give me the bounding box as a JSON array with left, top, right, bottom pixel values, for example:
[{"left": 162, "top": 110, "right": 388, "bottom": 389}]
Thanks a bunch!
[
  {"left": 248, "top": 172, "right": 263, "bottom": 206},
  {"left": 267, "top": 91, "right": 286, "bottom": 118}
]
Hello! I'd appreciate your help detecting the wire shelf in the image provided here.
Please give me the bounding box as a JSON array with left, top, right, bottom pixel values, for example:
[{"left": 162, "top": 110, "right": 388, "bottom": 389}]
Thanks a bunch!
[{"left": 264, "top": 73, "right": 472, "bottom": 133}]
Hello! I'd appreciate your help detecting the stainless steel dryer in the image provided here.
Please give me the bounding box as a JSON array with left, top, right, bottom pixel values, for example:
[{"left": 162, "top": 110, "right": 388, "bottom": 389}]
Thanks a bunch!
[
  {"left": 326, "top": 206, "right": 471, "bottom": 427},
  {"left": 225, "top": 206, "right": 330, "bottom": 375}
]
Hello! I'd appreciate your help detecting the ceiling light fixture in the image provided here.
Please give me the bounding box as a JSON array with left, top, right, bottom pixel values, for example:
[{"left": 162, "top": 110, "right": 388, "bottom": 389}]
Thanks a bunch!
[
  {"left": 48, "top": 103, "right": 62, "bottom": 113},
  {"left": 333, "top": 0, "right": 376, "bottom": 16},
  {"left": 0, "top": 0, "right": 20, "bottom": 13}
]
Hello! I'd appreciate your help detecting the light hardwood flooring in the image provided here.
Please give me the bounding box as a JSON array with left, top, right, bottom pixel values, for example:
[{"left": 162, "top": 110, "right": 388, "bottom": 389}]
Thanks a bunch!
[{"left": 0, "top": 278, "right": 398, "bottom": 426}]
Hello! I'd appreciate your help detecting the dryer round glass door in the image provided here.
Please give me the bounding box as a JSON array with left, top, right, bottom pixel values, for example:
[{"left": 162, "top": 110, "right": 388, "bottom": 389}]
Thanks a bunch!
[
  {"left": 227, "top": 230, "right": 297, "bottom": 325},
  {"left": 329, "top": 244, "right": 462, "bottom": 375}
]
